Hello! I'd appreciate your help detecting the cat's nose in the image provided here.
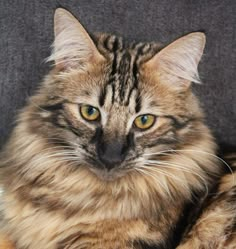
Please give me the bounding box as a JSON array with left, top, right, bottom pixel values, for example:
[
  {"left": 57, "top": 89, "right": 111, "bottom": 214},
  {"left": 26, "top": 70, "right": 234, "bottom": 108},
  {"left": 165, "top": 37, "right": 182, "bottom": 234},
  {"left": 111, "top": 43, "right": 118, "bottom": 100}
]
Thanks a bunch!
[{"left": 97, "top": 140, "right": 127, "bottom": 170}]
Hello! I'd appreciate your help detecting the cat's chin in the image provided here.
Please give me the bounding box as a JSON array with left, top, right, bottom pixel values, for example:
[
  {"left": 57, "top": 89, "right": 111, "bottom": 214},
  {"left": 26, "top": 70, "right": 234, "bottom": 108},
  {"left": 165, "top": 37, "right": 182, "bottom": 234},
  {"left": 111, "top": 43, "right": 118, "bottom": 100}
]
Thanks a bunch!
[{"left": 88, "top": 166, "right": 130, "bottom": 181}]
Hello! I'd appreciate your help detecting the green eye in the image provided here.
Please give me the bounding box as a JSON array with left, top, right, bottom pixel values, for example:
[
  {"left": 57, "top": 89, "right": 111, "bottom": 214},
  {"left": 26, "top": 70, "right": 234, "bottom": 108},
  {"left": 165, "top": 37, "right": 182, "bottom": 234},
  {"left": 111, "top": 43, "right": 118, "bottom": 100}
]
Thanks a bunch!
[
  {"left": 80, "top": 105, "right": 100, "bottom": 121},
  {"left": 134, "top": 114, "right": 155, "bottom": 130}
]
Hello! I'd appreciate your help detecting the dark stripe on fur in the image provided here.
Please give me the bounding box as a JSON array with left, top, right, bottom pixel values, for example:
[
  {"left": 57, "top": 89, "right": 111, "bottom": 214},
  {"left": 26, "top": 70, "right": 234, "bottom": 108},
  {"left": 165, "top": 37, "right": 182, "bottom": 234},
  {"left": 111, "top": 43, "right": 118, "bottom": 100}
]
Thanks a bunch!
[
  {"left": 134, "top": 238, "right": 171, "bottom": 249},
  {"left": 175, "top": 181, "right": 224, "bottom": 246},
  {"left": 118, "top": 51, "right": 131, "bottom": 102},
  {"left": 40, "top": 102, "right": 64, "bottom": 112},
  {"left": 135, "top": 94, "right": 142, "bottom": 113},
  {"left": 170, "top": 190, "right": 207, "bottom": 248},
  {"left": 145, "top": 138, "right": 177, "bottom": 148},
  {"left": 164, "top": 116, "right": 192, "bottom": 130},
  {"left": 110, "top": 37, "right": 119, "bottom": 75},
  {"left": 49, "top": 111, "right": 83, "bottom": 137},
  {"left": 99, "top": 86, "right": 107, "bottom": 107},
  {"left": 103, "top": 35, "right": 112, "bottom": 50}
]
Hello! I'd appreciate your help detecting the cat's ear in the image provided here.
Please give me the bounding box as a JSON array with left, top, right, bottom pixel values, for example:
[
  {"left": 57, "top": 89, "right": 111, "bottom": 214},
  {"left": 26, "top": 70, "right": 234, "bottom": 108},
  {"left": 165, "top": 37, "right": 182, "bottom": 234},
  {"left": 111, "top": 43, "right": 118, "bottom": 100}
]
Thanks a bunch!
[
  {"left": 143, "top": 32, "right": 206, "bottom": 90},
  {"left": 47, "top": 8, "right": 104, "bottom": 69}
]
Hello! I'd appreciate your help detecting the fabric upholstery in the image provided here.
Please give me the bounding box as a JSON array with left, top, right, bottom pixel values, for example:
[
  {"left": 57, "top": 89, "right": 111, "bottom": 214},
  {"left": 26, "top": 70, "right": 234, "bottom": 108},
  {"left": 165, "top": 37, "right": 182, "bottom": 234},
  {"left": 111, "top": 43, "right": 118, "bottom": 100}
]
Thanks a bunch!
[{"left": 0, "top": 0, "right": 235, "bottom": 149}]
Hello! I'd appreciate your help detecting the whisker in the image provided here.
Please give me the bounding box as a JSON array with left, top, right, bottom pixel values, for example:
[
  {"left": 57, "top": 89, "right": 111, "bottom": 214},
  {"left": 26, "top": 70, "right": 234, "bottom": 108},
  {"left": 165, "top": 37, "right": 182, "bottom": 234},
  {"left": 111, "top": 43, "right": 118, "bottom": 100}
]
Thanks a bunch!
[
  {"left": 28, "top": 150, "right": 83, "bottom": 166},
  {"left": 134, "top": 168, "right": 172, "bottom": 197},
  {"left": 143, "top": 161, "right": 209, "bottom": 195},
  {"left": 140, "top": 164, "right": 190, "bottom": 192},
  {"left": 146, "top": 159, "right": 210, "bottom": 179},
  {"left": 144, "top": 149, "right": 235, "bottom": 185}
]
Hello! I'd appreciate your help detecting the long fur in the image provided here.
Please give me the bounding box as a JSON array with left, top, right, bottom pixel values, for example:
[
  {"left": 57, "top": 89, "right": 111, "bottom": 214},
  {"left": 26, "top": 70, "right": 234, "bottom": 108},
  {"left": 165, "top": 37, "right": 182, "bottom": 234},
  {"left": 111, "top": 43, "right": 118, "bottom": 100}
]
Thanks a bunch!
[{"left": 0, "top": 8, "right": 235, "bottom": 249}]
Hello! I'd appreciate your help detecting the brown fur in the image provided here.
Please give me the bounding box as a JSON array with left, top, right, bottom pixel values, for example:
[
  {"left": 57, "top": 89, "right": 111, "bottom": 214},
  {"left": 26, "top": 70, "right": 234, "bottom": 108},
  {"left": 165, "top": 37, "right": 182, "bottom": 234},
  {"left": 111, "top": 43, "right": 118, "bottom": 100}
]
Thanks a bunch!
[
  {"left": 0, "top": 8, "right": 235, "bottom": 249},
  {"left": 0, "top": 233, "right": 15, "bottom": 249},
  {"left": 177, "top": 155, "right": 236, "bottom": 249}
]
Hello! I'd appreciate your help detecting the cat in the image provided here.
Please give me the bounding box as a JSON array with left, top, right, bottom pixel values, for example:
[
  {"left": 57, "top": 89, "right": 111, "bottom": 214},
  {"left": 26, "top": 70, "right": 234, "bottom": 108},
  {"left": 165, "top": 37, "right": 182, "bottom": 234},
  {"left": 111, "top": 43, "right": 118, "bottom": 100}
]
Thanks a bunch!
[{"left": 0, "top": 8, "right": 235, "bottom": 249}]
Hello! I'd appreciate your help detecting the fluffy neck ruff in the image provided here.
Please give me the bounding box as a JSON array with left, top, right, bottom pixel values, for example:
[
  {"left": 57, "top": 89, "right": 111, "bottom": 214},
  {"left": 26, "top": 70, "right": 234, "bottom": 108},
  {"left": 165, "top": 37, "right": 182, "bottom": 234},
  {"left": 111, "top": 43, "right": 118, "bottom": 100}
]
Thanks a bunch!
[{"left": 1, "top": 121, "right": 221, "bottom": 223}]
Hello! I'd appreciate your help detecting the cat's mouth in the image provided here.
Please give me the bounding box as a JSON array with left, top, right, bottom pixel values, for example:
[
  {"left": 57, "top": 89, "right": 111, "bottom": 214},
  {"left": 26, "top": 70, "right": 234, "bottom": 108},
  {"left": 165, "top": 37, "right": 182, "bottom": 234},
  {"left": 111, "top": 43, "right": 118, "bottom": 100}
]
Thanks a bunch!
[
  {"left": 79, "top": 149, "right": 139, "bottom": 181},
  {"left": 84, "top": 156, "right": 135, "bottom": 181}
]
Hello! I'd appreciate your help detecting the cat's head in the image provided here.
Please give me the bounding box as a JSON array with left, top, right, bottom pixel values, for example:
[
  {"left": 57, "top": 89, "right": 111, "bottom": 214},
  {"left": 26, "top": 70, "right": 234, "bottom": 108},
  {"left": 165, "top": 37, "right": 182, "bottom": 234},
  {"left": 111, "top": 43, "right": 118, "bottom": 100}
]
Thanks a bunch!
[{"left": 26, "top": 8, "right": 208, "bottom": 180}]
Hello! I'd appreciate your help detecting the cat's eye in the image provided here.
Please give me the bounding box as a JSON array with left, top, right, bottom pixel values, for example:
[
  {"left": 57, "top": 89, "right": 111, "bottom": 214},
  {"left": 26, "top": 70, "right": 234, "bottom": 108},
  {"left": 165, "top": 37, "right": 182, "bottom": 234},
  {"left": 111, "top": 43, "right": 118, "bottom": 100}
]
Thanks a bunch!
[
  {"left": 134, "top": 114, "right": 156, "bottom": 130},
  {"left": 80, "top": 105, "right": 100, "bottom": 121}
]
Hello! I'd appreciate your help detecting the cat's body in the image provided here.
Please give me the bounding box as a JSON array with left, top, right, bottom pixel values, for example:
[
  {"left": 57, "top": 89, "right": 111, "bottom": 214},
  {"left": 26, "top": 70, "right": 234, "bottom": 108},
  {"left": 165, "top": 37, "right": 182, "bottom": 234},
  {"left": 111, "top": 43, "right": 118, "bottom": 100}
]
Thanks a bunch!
[{"left": 0, "top": 8, "right": 235, "bottom": 249}]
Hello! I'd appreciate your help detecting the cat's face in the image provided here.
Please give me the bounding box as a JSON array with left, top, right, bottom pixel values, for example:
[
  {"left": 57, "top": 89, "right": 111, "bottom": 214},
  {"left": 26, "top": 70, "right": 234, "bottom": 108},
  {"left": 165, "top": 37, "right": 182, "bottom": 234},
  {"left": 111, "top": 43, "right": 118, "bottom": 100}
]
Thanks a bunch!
[{"left": 30, "top": 9, "right": 206, "bottom": 180}]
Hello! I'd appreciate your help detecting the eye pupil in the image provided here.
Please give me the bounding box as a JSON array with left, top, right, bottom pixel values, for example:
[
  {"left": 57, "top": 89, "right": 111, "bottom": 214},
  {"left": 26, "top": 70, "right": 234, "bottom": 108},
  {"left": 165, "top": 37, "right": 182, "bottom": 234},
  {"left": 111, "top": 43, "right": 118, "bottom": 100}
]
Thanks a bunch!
[
  {"left": 87, "top": 106, "right": 95, "bottom": 116},
  {"left": 141, "top": 115, "right": 148, "bottom": 124}
]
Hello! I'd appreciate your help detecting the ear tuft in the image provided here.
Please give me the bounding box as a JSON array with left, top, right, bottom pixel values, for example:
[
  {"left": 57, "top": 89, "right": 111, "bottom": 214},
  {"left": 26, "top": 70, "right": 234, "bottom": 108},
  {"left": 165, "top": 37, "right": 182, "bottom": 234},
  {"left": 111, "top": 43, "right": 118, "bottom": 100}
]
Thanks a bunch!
[
  {"left": 47, "top": 8, "right": 103, "bottom": 69},
  {"left": 144, "top": 32, "right": 206, "bottom": 89}
]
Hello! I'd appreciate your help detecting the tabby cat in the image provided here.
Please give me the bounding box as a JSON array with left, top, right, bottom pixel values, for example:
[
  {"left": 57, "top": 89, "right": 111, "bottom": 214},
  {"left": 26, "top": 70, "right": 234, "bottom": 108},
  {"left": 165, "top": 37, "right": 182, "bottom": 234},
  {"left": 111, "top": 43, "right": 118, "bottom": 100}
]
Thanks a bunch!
[{"left": 0, "top": 8, "right": 235, "bottom": 249}]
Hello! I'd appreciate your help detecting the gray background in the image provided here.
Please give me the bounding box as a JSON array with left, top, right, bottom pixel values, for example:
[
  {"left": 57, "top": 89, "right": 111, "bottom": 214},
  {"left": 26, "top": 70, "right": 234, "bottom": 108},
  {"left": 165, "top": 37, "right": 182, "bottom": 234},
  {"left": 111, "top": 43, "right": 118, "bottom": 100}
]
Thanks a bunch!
[{"left": 0, "top": 0, "right": 235, "bottom": 149}]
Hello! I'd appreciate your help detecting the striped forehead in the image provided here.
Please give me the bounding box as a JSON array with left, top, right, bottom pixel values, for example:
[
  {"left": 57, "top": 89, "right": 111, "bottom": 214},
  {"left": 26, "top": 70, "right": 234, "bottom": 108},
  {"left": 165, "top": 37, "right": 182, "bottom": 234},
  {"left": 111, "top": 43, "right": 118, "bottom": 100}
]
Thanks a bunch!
[
  {"left": 98, "top": 35, "right": 151, "bottom": 112},
  {"left": 108, "top": 50, "right": 137, "bottom": 104}
]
